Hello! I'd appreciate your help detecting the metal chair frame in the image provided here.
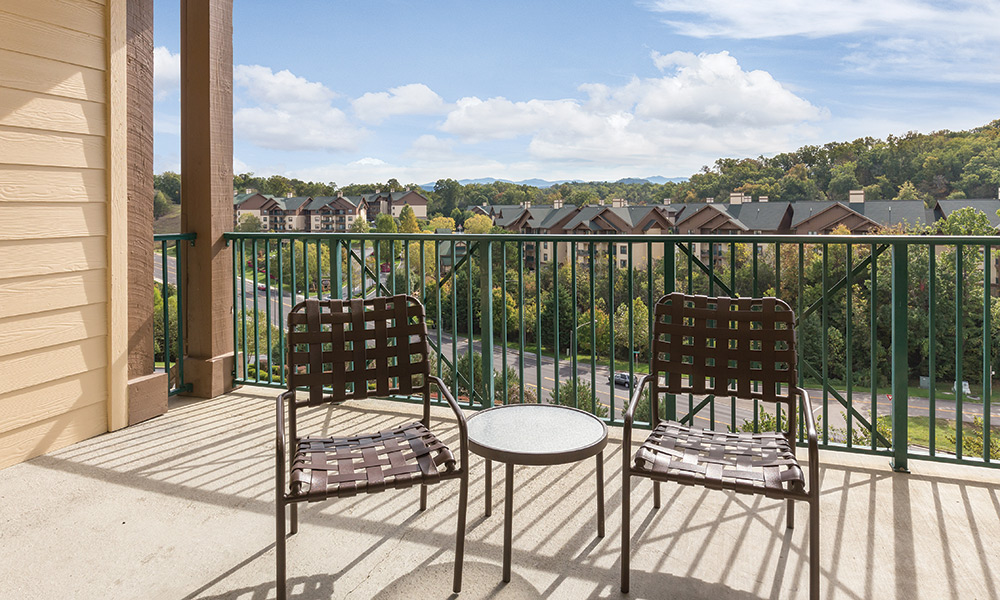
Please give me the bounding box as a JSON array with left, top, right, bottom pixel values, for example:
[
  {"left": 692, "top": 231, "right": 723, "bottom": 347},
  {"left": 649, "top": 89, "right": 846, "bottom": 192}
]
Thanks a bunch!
[
  {"left": 275, "top": 295, "right": 468, "bottom": 599},
  {"left": 621, "top": 292, "right": 819, "bottom": 599}
]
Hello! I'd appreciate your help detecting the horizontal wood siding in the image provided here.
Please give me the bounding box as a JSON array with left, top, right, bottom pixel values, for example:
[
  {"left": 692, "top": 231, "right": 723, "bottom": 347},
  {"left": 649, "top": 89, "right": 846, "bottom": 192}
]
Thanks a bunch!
[
  {"left": 0, "top": 166, "right": 106, "bottom": 203},
  {"left": 0, "top": 87, "right": 106, "bottom": 135},
  {"left": 0, "top": 369, "right": 107, "bottom": 437},
  {"left": 0, "top": 303, "right": 106, "bottom": 357},
  {"left": 0, "top": 10, "right": 105, "bottom": 70},
  {"left": 0, "top": 48, "right": 106, "bottom": 103},
  {"left": 0, "top": 203, "right": 107, "bottom": 240},
  {"left": 0, "top": 237, "right": 107, "bottom": 278},
  {"left": 0, "top": 0, "right": 110, "bottom": 467},
  {"left": 0, "top": 402, "right": 107, "bottom": 470}
]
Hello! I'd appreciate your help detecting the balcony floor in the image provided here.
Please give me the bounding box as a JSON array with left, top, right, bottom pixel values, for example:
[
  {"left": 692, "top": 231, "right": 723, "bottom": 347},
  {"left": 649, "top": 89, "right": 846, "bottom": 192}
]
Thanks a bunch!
[{"left": 2, "top": 386, "right": 998, "bottom": 599}]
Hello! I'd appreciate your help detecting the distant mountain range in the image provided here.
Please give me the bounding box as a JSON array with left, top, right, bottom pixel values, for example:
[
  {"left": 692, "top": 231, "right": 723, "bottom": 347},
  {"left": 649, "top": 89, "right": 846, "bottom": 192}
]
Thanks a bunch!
[{"left": 418, "top": 176, "right": 687, "bottom": 191}]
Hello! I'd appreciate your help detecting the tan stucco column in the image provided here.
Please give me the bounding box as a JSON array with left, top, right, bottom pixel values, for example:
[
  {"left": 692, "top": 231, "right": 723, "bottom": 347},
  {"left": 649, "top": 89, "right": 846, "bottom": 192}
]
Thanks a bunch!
[
  {"left": 125, "top": 0, "right": 168, "bottom": 423},
  {"left": 180, "top": 0, "right": 235, "bottom": 398}
]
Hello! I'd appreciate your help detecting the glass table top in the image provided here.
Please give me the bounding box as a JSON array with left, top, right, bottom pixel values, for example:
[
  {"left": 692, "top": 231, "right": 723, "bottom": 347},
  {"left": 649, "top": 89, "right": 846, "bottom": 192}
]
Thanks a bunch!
[{"left": 466, "top": 404, "right": 608, "bottom": 464}]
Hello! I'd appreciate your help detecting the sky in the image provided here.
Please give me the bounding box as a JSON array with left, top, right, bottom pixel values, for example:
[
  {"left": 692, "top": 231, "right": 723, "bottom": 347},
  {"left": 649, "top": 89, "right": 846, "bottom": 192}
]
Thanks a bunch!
[{"left": 152, "top": 1, "right": 1000, "bottom": 185}]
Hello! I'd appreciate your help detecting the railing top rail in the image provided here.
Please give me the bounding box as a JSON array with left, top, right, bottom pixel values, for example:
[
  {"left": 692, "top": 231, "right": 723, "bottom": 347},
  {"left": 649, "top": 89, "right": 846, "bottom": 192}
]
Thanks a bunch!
[
  {"left": 154, "top": 232, "right": 197, "bottom": 242},
  {"left": 224, "top": 231, "right": 1000, "bottom": 245}
]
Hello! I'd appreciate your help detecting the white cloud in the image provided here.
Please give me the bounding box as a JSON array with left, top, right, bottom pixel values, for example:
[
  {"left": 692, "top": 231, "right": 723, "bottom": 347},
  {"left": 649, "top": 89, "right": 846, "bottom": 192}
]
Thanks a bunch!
[
  {"left": 638, "top": 51, "right": 823, "bottom": 126},
  {"left": 439, "top": 51, "right": 824, "bottom": 165},
  {"left": 645, "top": 0, "right": 1000, "bottom": 82},
  {"left": 352, "top": 84, "right": 448, "bottom": 124},
  {"left": 233, "top": 65, "right": 365, "bottom": 151},
  {"left": 153, "top": 46, "right": 181, "bottom": 101}
]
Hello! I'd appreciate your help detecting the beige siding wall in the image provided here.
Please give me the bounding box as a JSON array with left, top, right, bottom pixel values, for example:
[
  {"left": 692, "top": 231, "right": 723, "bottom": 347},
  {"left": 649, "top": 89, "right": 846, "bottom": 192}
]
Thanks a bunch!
[{"left": 0, "top": 0, "right": 115, "bottom": 468}]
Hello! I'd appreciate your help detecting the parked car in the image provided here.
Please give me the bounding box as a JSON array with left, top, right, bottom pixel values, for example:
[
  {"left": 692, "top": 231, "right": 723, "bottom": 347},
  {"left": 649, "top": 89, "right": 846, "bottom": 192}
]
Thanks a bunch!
[
  {"left": 257, "top": 282, "right": 267, "bottom": 291},
  {"left": 610, "top": 372, "right": 635, "bottom": 387}
]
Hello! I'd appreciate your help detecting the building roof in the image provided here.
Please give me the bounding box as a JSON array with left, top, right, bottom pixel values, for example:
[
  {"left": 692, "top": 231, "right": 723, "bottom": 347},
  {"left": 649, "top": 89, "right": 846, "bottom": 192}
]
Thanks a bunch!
[
  {"left": 936, "top": 199, "right": 1000, "bottom": 228},
  {"left": 307, "top": 195, "right": 363, "bottom": 211},
  {"left": 789, "top": 201, "right": 841, "bottom": 227},
  {"left": 727, "top": 202, "right": 792, "bottom": 231},
  {"left": 857, "top": 200, "right": 935, "bottom": 229}
]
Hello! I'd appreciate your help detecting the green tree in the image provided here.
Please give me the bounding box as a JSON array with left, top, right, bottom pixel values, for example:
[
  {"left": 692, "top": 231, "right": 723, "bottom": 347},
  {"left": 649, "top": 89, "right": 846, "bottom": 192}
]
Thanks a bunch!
[
  {"left": 613, "top": 297, "right": 650, "bottom": 360},
  {"left": 427, "top": 216, "right": 456, "bottom": 232},
  {"left": 374, "top": 213, "right": 400, "bottom": 263},
  {"left": 234, "top": 213, "right": 263, "bottom": 232},
  {"left": 548, "top": 379, "right": 607, "bottom": 418},
  {"left": 153, "top": 190, "right": 170, "bottom": 219},
  {"left": 264, "top": 175, "right": 294, "bottom": 197},
  {"left": 937, "top": 206, "right": 994, "bottom": 235},
  {"left": 464, "top": 214, "right": 493, "bottom": 234},
  {"left": 399, "top": 205, "right": 420, "bottom": 233},
  {"left": 827, "top": 161, "right": 860, "bottom": 203},
  {"left": 894, "top": 180, "right": 922, "bottom": 201},
  {"left": 541, "top": 285, "right": 574, "bottom": 352},
  {"left": 349, "top": 218, "right": 371, "bottom": 233},
  {"left": 433, "top": 178, "right": 462, "bottom": 215},
  {"left": 154, "top": 171, "right": 182, "bottom": 204},
  {"left": 958, "top": 147, "right": 1000, "bottom": 198},
  {"left": 152, "top": 283, "right": 179, "bottom": 362}
]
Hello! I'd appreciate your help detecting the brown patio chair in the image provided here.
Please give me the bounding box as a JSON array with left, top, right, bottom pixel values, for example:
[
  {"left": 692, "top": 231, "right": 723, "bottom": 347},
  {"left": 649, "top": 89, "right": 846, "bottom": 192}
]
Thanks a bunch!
[
  {"left": 275, "top": 295, "right": 468, "bottom": 600},
  {"left": 621, "top": 293, "right": 819, "bottom": 599}
]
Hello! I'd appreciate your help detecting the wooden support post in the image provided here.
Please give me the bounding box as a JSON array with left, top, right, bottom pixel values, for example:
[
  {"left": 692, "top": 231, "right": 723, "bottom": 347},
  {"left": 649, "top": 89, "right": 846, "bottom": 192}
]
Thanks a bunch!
[
  {"left": 180, "top": 0, "right": 235, "bottom": 398},
  {"left": 125, "top": 0, "right": 168, "bottom": 424}
]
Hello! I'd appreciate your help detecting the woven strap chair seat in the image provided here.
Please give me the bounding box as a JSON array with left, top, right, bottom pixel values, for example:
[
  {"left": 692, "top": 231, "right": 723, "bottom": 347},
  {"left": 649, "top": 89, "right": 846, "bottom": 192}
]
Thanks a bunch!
[
  {"left": 290, "top": 421, "right": 457, "bottom": 500},
  {"left": 634, "top": 420, "right": 806, "bottom": 497}
]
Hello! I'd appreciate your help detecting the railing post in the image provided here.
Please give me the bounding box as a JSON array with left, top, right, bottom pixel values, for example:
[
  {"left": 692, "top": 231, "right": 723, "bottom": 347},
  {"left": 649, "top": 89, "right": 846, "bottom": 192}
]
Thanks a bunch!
[
  {"left": 891, "top": 241, "right": 909, "bottom": 472},
  {"left": 332, "top": 239, "right": 343, "bottom": 299},
  {"left": 664, "top": 241, "right": 676, "bottom": 421},
  {"left": 479, "top": 240, "right": 495, "bottom": 407}
]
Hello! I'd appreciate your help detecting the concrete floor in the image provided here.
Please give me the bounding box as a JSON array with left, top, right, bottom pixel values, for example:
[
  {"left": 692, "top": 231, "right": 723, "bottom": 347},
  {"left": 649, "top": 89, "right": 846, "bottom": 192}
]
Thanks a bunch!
[{"left": 1, "top": 386, "right": 998, "bottom": 600}]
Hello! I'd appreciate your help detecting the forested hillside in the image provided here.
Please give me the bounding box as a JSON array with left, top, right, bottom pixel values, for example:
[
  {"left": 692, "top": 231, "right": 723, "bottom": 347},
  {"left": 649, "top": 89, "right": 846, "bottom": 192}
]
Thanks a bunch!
[{"left": 162, "top": 120, "right": 1000, "bottom": 215}]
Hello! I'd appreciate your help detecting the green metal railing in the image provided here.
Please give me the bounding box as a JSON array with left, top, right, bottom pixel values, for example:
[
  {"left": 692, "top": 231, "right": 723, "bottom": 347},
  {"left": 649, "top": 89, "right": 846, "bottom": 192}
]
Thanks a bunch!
[
  {"left": 154, "top": 233, "right": 196, "bottom": 396},
  {"left": 226, "top": 231, "right": 1000, "bottom": 470}
]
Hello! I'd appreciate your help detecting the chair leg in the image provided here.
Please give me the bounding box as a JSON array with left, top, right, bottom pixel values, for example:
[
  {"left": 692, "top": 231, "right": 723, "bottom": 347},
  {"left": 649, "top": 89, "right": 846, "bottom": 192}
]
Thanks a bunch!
[
  {"left": 420, "top": 483, "right": 428, "bottom": 511},
  {"left": 653, "top": 480, "right": 661, "bottom": 509},
  {"left": 786, "top": 498, "right": 794, "bottom": 529},
  {"left": 810, "top": 497, "right": 819, "bottom": 600},
  {"left": 453, "top": 471, "right": 469, "bottom": 593},
  {"left": 621, "top": 472, "right": 631, "bottom": 593},
  {"left": 276, "top": 498, "right": 286, "bottom": 600},
  {"left": 290, "top": 503, "right": 298, "bottom": 535}
]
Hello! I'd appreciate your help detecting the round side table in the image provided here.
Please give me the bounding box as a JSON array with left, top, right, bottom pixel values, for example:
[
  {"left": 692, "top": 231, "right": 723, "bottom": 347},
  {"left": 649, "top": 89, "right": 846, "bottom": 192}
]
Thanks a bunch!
[{"left": 466, "top": 403, "right": 608, "bottom": 582}]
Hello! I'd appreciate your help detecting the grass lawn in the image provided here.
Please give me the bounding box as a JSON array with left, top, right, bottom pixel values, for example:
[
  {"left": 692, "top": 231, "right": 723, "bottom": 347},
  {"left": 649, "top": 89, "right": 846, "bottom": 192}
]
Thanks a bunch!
[{"left": 153, "top": 203, "right": 181, "bottom": 235}]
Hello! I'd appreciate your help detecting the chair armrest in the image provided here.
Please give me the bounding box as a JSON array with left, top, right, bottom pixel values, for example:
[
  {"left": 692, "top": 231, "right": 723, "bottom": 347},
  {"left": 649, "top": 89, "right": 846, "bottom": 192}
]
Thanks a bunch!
[
  {"left": 276, "top": 390, "right": 295, "bottom": 498},
  {"left": 796, "top": 387, "right": 820, "bottom": 494},
  {"left": 428, "top": 375, "right": 469, "bottom": 469},
  {"left": 623, "top": 374, "right": 655, "bottom": 428},
  {"left": 622, "top": 374, "right": 654, "bottom": 478},
  {"left": 276, "top": 390, "right": 295, "bottom": 451},
  {"left": 797, "top": 387, "right": 818, "bottom": 445}
]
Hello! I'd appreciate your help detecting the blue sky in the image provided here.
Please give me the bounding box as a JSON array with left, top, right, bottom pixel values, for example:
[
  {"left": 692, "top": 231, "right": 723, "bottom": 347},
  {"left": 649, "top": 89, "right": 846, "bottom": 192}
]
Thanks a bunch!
[{"left": 153, "top": 1, "right": 1000, "bottom": 185}]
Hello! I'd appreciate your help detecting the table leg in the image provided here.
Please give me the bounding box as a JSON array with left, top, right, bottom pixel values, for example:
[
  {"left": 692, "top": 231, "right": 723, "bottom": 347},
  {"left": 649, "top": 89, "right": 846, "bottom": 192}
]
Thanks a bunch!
[
  {"left": 503, "top": 462, "right": 514, "bottom": 583},
  {"left": 485, "top": 459, "right": 492, "bottom": 517},
  {"left": 596, "top": 451, "right": 605, "bottom": 538}
]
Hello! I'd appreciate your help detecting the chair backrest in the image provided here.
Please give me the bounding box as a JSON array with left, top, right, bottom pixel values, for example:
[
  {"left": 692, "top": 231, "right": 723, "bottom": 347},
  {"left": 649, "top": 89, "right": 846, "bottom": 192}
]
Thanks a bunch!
[
  {"left": 651, "top": 293, "right": 797, "bottom": 407},
  {"left": 286, "top": 294, "right": 431, "bottom": 406}
]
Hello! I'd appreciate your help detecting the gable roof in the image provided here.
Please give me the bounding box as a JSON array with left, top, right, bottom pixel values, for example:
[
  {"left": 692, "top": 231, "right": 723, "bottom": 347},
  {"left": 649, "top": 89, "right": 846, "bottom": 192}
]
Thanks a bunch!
[
  {"left": 675, "top": 203, "right": 748, "bottom": 232},
  {"left": 790, "top": 201, "right": 841, "bottom": 227},
  {"left": 727, "top": 202, "right": 792, "bottom": 231}
]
